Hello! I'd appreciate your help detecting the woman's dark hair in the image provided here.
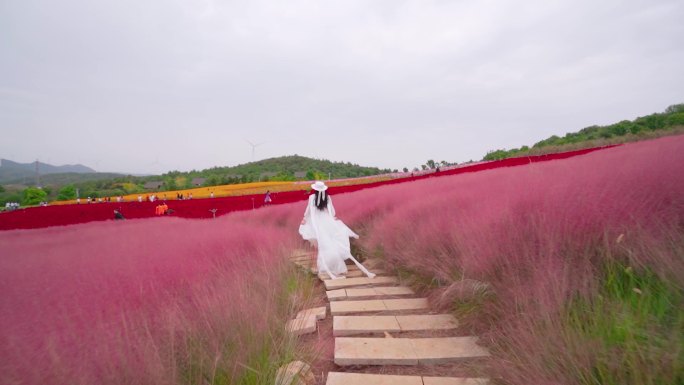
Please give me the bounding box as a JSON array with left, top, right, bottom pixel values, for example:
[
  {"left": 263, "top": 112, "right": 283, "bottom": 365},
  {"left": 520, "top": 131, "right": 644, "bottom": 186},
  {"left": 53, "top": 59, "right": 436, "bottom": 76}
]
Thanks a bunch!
[{"left": 314, "top": 190, "right": 328, "bottom": 210}]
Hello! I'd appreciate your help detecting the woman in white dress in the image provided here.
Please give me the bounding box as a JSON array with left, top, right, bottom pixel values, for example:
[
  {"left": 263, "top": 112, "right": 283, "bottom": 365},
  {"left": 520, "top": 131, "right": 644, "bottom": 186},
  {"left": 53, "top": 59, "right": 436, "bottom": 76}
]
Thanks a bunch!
[{"left": 299, "top": 181, "right": 376, "bottom": 280}]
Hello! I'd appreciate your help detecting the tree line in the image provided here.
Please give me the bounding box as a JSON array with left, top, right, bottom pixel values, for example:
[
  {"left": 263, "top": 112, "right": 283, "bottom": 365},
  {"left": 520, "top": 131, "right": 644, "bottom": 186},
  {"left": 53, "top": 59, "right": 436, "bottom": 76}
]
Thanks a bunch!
[{"left": 483, "top": 103, "right": 684, "bottom": 161}]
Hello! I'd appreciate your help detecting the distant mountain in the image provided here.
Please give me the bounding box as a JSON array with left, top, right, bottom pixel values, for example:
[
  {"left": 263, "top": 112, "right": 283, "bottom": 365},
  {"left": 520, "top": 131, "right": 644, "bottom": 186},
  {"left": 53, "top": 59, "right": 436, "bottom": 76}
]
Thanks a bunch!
[{"left": 0, "top": 159, "right": 98, "bottom": 184}]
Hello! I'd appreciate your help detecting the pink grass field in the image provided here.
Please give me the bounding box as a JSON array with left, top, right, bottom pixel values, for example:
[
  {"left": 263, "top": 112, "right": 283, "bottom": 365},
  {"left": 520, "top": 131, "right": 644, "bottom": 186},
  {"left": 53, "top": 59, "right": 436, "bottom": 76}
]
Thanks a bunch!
[
  {"left": 330, "top": 135, "right": 684, "bottom": 384},
  {"left": 0, "top": 208, "right": 307, "bottom": 385},
  {"left": 1, "top": 136, "right": 682, "bottom": 384}
]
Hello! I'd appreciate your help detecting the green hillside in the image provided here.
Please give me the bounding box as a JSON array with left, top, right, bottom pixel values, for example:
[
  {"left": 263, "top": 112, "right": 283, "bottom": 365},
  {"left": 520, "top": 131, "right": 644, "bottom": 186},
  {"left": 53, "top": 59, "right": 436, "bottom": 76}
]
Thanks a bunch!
[
  {"left": 483, "top": 103, "right": 684, "bottom": 160},
  {"left": 184, "top": 155, "right": 392, "bottom": 182},
  {"left": 0, "top": 155, "right": 392, "bottom": 204}
]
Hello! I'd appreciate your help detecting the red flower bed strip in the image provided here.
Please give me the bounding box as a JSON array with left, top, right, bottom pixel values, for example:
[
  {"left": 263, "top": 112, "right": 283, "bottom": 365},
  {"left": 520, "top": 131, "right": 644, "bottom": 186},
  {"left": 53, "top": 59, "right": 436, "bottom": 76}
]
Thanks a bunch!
[{"left": 0, "top": 146, "right": 615, "bottom": 231}]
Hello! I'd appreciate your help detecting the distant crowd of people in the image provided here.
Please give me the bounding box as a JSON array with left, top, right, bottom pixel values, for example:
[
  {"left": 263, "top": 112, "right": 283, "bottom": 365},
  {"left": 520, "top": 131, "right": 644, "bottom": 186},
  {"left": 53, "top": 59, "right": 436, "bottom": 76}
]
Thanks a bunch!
[
  {"left": 3, "top": 201, "right": 50, "bottom": 211},
  {"left": 4, "top": 202, "right": 20, "bottom": 211},
  {"left": 78, "top": 196, "right": 124, "bottom": 204},
  {"left": 76, "top": 194, "right": 197, "bottom": 204}
]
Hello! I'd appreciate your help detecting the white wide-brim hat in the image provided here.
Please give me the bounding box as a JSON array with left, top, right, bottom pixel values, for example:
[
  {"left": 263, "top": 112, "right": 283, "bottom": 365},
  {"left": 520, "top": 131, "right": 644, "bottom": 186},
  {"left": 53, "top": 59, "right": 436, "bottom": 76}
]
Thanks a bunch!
[{"left": 311, "top": 181, "right": 328, "bottom": 191}]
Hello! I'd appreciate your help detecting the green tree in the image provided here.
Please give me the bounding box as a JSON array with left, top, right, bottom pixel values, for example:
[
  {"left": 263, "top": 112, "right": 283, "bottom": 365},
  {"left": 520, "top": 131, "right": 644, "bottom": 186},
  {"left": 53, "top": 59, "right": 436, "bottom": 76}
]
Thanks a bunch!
[
  {"left": 483, "top": 149, "right": 509, "bottom": 161},
  {"left": 426, "top": 159, "right": 436, "bottom": 169},
  {"left": 402, "top": 167, "right": 409, "bottom": 173},
  {"left": 57, "top": 185, "right": 77, "bottom": 200},
  {"left": 0, "top": 185, "right": 5, "bottom": 193},
  {"left": 165, "top": 178, "right": 177, "bottom": 191},
  {"left": 205, "top": 175, "right": 220, "bottom": 186},
  {"left": 665, "top": 112, "right": 684, "bottom": 126},
  {"left": 22, "top": 187, "right": 47, "bottom": 206},
  {"left": 664, "top": 103, "right": 684, "bottom": 114}
]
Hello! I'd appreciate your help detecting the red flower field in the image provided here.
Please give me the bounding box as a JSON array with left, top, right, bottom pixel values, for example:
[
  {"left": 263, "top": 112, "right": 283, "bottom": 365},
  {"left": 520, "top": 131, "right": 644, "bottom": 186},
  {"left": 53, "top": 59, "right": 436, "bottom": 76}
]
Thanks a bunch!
[{"left": 0, "top": 146, "right": 612, "bottom": 231}]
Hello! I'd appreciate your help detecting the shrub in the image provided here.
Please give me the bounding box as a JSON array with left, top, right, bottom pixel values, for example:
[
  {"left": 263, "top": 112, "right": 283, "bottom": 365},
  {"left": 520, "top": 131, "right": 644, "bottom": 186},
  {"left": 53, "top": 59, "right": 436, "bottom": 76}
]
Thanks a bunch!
[{"left": 21, "top": 186, "right": 47, "bottom": 205}]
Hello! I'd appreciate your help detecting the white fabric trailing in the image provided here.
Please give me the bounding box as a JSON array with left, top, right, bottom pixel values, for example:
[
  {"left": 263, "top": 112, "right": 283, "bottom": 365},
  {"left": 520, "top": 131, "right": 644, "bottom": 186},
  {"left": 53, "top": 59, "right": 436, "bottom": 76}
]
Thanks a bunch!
[{"left": 299, "top": 194, "right": 375, "bottom": 280}]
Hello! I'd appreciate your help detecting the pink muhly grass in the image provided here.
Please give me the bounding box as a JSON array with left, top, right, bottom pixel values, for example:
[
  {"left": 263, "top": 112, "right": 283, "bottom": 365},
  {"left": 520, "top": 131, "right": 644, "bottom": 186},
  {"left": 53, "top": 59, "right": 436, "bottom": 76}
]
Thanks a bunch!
[
  {"left": 328, "top": 135, "right": 684, "bottom": 384},
  {"left": 0, "top": 213, "right": 307, "bottom": 385}
]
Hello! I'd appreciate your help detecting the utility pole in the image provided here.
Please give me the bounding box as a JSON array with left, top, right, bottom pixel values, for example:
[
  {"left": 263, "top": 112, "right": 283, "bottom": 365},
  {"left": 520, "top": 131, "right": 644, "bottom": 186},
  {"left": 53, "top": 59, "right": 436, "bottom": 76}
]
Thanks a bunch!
[{"left": 35, "top": 159, "right": 40, "bottom": 188}]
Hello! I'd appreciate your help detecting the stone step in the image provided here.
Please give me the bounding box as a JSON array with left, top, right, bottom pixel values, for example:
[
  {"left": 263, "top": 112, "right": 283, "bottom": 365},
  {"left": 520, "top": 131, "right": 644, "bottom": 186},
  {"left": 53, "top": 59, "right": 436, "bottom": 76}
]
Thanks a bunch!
[
  {"left": 333, "top": 314, "right": 458, "bottom": 336},
  {"left": 327, "top": 372, "right": 421, "bottom": 385},
  {"left": 330, "top": 298, "right": 428, "bottom": 315},
  {"left": 312, "top": 263, "right": 388, "bottom": 275},
  {"left": 326, "top": 286, "right": 415, "bottom": 301},
  {"left": 334, "top": 336, "right": 489, "bottom": 365},
  {"left": 296, "top": 306, "right": 327, "bottom": 320},
  {"left": 324, "top": 276, "right": 398, "bottom": 290},
  {"left": 285, "top": 314, "right": 317, "bottom": 336},
  {"left": 333, "top": 315, "right": 400, "bottom": 336},
  {"left": 318, "top": 269, "right": 389, "bottom": 280},
  {"left": 326, "top": 372, "right": 489, "bottom": 385},
  {"left": 396, "top": 314, "right": 458, "bottom": 331}
]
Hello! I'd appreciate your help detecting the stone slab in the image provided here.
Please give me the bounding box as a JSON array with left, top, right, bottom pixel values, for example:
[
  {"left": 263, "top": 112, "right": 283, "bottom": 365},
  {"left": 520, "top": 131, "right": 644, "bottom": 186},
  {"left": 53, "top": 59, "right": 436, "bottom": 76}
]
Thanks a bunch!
[
  {"left": 344, "top": 270, "right": 365, "bottom": 278},
  {"left": 344, "top": 288, "right": 377, "bottom": 298},
  {"left": 330, "top": 299, "right": 386, "bottom": 315},
  {"left": 326, "top": 372, "right": 422, "bottom": 385},
  {"left": 324, "top": 276, "right": 398, "bottom": 290},
  {"left": 334, "top": 337, "right": 418, "bottom": 365},
  {"left": 286, "top": 314, "right": 317, "bottom": 336},
  {"left": 326, "top": 289, "right": 347, "bottom": 301},
  {"left": 373, "top": 286, "right": 414, "bottom": 296},
  {"left": 383, "top": 298, "right": 429, "bottom": 311},
  {"left": 327, "top": 286, "right": 414, "bottom": 301},
  {"left": 276, "top": 360, "right": 315, "bottom": 385},
  {"left": 396, "top": 314, "right": 458, "bottom": 331},
  {"left": 333, "top": 315, "right": 401, "bottom": 336},
  {"left": 410, "top": 337, "right": 490, "bottom": 364},
  {"left": 422, "top": 377, "right": 489, "bottom": 385},
  {"left": 296, "top": 306, "right": 327, "bottom": 320},
  {"left": 319, "top": 270, "right": 368, "bottom": 281}
]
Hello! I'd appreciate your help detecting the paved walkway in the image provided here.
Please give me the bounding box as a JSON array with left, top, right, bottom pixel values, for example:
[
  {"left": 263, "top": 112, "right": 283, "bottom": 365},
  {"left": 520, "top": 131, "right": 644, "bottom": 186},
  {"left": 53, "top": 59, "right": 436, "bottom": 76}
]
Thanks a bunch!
[{"left": 287, "top": 250, "right": 490, "bottom": 384}]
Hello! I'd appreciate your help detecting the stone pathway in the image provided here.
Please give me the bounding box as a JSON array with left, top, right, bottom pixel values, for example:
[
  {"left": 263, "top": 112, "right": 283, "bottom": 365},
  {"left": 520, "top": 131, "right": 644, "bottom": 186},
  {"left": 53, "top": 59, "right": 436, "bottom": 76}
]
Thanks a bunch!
[
  {"left": 285, "top": 250, "right": 490, "bottom": 385},
  {"left": 333, "top": 314, "right": 458, "bottom": 336}
]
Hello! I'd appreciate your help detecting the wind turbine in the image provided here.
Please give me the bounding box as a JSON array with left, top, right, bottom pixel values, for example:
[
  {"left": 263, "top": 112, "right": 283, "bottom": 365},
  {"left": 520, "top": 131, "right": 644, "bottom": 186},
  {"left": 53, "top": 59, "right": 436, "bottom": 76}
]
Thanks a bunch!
[
  {"left": 245, "top": 139, "right": 267, "bottom": 161},
  {"left": 146, "top": 156, "right": 170, "bottom": 175}
]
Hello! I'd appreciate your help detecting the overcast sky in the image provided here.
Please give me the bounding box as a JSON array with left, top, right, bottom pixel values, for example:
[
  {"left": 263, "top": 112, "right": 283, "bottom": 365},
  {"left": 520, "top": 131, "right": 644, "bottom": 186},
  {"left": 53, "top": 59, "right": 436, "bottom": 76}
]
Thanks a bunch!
[{"left": 1, "top": 0, "right": 682, "bottom": 174}]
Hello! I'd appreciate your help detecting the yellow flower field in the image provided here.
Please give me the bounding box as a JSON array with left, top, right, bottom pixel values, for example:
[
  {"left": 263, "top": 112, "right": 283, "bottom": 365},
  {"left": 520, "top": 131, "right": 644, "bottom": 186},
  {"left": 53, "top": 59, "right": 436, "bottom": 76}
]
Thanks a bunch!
[{"left": 53, "top": 175, "right": 395, "bottom": 204}]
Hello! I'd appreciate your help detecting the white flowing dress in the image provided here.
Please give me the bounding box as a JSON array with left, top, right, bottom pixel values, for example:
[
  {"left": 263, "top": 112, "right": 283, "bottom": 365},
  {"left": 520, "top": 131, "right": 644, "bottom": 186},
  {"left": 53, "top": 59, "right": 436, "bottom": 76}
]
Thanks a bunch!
[{"left": 299, "top": 194, "right": 375, "bottom": 279}]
